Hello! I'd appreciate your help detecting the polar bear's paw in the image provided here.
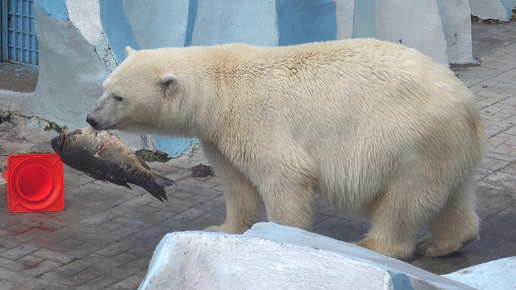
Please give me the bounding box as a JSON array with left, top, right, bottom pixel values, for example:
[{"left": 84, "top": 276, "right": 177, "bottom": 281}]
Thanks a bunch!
[
  {"left": 417, "top": 234, "right": 479, "bottom": 257},
  {"left": 203, "top": 224, "right": 248, "bottom": 234},
  {"left": 358, "top": 237, "right": 415, "bottom": 260},
  {"left": 203, "top": 225, "right": 221, "bottom": 232}
]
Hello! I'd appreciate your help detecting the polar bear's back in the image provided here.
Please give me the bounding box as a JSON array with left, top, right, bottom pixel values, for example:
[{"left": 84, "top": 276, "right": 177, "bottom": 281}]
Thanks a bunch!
[
  {"left": 204, "top": 40, "right": 483, "bottom": 213},
  {"left": 206, "top": 39, "right": 475, "bottom": 125}
]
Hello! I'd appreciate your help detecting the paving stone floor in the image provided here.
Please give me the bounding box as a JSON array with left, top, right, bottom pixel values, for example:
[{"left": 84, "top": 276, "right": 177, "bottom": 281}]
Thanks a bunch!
[{"left": 1, "top": 22, "right": 516, "bottom": 289}]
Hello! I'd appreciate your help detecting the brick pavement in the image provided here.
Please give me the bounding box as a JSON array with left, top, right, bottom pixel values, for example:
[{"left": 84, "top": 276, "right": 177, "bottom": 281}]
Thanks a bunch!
[{"left": 1, "top": 22, "right": 516, "bottom": 289}]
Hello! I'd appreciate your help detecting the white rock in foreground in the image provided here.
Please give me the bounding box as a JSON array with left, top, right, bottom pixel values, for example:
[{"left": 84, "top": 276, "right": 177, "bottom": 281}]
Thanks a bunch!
[
  {"left": 139, "top": 223, "right": 471, "bottom": 289},
  {"left": 443, "top": 256, "right": 516, "bottom": 289}
]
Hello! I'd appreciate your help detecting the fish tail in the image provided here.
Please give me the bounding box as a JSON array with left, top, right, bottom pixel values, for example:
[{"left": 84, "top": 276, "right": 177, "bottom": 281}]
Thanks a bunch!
[
  {"left": 144, "top": 174, "right": 176, "bottom": 202},
  {"left": 155, "top": 174, "right": 176, "bottom": 190}
]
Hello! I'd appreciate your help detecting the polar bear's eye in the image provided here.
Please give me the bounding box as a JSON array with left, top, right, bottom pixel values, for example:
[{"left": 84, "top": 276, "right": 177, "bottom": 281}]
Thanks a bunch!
[{"left": 113, "top": 95, "right": 124, "bottom": 101}]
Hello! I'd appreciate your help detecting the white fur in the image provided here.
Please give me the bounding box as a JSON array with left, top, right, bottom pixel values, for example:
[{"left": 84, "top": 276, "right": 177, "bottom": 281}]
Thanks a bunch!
[{"left": 88, "top": 39, "right": 485, "bottom": 259}]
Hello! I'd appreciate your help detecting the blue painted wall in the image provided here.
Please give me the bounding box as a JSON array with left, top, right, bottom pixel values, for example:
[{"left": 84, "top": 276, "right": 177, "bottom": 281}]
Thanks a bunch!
[
  {"left": 123, "top": 0, "right": 191, "bottom": 49},
  {"left": 190, "top": 0, "right": 278, "bottom": 47},
  {"left": 99, "top": 0, "right": 139, "bottom": 63},
  {"left": 155, "top": 136, "right": 196, "bottom": 157},
  {"left": 276, "top": 0, "right": 337, "bottom": 46},
  {"left": 35, "top": 0, "right": 68, "bottom": 20}
]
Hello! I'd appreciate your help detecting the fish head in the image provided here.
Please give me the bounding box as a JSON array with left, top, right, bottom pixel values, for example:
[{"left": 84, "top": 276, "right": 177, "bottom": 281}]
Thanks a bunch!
[
  {"left": 86, "top": 47, "right": 179, "bottom": 134},
  {"left": 50, "top": 129, "right": 86, "bottom": 154},
  {"left": 50, "top": 133, "right": 66, "bottom": 154}
]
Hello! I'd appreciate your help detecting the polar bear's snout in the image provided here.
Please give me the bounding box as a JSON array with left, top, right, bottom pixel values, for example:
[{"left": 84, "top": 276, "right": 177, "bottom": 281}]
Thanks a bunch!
[
  {"left": 87, "top": 94, "right": 119, "bottom": 130},
  {"left": 86, "top": 115, "right": 99, "bottom": 129}
]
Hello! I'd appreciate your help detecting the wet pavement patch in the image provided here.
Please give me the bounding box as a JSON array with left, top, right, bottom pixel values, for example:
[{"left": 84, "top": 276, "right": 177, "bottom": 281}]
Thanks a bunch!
[{"left": 0, "top": 62, "right": 38, "bottom": 93}]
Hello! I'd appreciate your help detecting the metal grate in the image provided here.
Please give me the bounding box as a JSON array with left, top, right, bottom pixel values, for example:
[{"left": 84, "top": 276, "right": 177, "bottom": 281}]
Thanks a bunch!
[{"left": 7, "top": 0, "right": 38, "bottom": 65}]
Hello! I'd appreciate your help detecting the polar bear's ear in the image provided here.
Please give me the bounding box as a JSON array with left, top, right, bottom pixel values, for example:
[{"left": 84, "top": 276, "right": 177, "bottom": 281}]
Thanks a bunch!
[
  {"left": 125, "top": 46, "right": 136, "bottom": 56},
  {"left": 160, "top": 73, "right": 179, "bottom": 90}
]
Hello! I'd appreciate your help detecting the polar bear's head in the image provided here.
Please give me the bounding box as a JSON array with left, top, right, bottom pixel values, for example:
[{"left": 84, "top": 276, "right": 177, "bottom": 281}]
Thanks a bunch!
[{"left": 87, "top": 46, "right": 186, "bottom": 134}]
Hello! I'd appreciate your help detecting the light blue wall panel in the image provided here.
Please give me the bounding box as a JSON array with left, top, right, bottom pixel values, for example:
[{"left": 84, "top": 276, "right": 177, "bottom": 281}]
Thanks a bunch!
[
  {"left": 353, "top": 0, "right": 376, "bottom": 38},
  {"left": 123, "top": 0, "right": 191, "bottom": 49},
  {"left": 35, "top": 0, "right": 66, "bottom": 19},
  {"left": 276, "top": 0, "right": 337, "bottom": 46},
  {"left": 191, "top": 0, "right": 278, "bottom": 46}
]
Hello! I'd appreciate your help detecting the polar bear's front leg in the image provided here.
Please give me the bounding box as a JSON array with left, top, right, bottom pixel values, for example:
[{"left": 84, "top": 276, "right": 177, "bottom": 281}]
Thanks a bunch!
[
  {"left": 239, "top": 142, "right": 317, "bottom": 230},
  {"left": 201, "top": 142, "right": 264, "bottom": 234}
]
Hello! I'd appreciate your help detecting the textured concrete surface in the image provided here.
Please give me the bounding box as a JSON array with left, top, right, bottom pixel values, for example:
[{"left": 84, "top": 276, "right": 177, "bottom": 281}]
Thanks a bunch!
[{"left": 1, "top": 22, "right": 516, "bottom": 289}]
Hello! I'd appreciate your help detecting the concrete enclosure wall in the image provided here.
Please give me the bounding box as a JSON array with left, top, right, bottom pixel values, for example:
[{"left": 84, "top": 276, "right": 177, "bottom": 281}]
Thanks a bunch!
[
  {"left": 1, "top": 0, "right": 484, "bottom": 156},
  {"left": 470, "top": 0, "right": 516, "bottom": 21}
]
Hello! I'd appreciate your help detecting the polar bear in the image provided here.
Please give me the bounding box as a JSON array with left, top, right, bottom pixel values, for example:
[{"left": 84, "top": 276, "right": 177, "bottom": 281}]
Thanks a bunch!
[{"left": 87, "top": 39, "right": 484, "bottom": 260}]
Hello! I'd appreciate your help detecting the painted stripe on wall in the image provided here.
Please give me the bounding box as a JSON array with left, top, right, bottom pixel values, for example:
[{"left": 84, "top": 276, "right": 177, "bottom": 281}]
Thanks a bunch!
[
  {"left": 99, "top": 0, "right": 139, "bottom": 63},
  {"left": 500, "top": 0, "right": 515, "bottom": 19},
  {"left": 184, "top": 0, "right": 198, "bottom": 47}
]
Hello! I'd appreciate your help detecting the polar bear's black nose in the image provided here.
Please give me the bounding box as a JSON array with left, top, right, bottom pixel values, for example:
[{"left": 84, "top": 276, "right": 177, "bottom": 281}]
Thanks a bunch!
[{"left": 86, "top": 115, "right": 99, "bottom": 128}]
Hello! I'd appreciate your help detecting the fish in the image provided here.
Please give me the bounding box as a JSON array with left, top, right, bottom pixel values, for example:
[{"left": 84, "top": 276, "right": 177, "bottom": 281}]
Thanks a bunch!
[{"left": 51, "top": 126, "right": 175, "bottom": 201}]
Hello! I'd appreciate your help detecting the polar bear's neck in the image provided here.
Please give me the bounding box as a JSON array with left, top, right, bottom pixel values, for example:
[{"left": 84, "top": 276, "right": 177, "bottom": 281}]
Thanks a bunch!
[{"left": 156, "top": 45, "right": 260, "bottom": 143}]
